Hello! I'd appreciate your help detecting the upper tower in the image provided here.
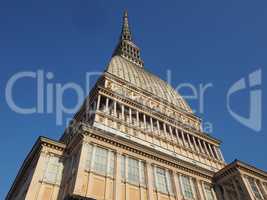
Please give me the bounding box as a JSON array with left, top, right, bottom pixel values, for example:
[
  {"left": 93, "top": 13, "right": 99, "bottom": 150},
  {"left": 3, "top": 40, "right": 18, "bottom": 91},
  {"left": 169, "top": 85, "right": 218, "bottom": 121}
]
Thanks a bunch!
[{"left": 113, "top": 11, "right": 144, "bottom": 67}]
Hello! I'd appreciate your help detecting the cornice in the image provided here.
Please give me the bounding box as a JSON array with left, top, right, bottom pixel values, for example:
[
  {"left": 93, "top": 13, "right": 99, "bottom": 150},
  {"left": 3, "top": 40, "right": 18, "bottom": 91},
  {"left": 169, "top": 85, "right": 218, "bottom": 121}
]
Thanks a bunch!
[{"left": 214, "top": 159, "right": 267, "bottom": 182}]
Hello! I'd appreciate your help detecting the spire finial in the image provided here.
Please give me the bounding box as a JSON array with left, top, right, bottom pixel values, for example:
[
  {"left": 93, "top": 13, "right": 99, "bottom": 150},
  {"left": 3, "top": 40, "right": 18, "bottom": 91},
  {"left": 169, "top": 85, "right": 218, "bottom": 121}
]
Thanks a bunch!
[
  {"left": 113, "top": 11, "right": 144, "bottom": 67},
  {"left": 121, "top": 10, "right": 132, "bottom": 41}
]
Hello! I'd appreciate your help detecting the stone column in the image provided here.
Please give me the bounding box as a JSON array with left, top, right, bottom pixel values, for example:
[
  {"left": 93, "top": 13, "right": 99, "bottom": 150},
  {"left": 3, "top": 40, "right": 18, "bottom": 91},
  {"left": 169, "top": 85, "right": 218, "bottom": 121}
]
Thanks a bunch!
[
  {"left": 105, "top": 97, "right": 109, "bottom": 113},
  {"left": 163, "top": 123, "right": 167, "bottom": 139},
  {"left": 114, "top": 101, "right": 117, "bottom": 117},
  {"left": 197, "top": 139, "right": 204, "bottom": 154},
  {"left": 114, "top": 152, "right": 121, "bottom": 200},
  {"left": 121, "top": 104, "right": 125, "bottom": 121},
  {"left": 129, "top": 107, "right": 132, "bottom": 124},
  {"left": 136, "top": 110, "right": 139, "bottom": 126},
  {"left": 193, "top": 136, "right": 200, "bottom": 153},
  {"left": 175, "top": 129, "right": 181, "bottom": 146},
  {"left": 169, "top": 126, "right": 175, "bottom": 142},
  {"left": 157, "top": 120, "right": 160, "bottom": 136},
  {"left": 143, "top": 114, "right": 147, "bottom": 129},
  {"left": 146, "top": 162, "right": 154, "bottom": 200},
  {"left": 203, "top": 142, "right": 211, "bottom": 157},
  {"left": 150, "top": 117, "right": 154, "bottom": 132},
  {"left": 213, "top": 146, "right": 220, "bottom": 160},
  {"left": 174, "top": 128, "right": 180, "bottom": 145},
  {"left": 97, "top": 95, "right": 101, "bottom": 110},
  {"left": 186, "top": 133, "right": 193, "bottom": 150},
  {"left": 181, "top": 131, "right": 187, "bottom": 148},
  {"left": 208, "top": 144, "right": 215, "bottom": 159},
  {"left": 218, "top": 148, "right": 225, "bottom": 162}
]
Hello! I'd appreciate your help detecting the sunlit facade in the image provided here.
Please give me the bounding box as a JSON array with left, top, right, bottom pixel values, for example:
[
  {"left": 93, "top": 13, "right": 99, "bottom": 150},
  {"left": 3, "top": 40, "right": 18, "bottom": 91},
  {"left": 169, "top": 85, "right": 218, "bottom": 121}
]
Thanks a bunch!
[{"left": 6, "top": 11, "right": 267, "bottom": 200}]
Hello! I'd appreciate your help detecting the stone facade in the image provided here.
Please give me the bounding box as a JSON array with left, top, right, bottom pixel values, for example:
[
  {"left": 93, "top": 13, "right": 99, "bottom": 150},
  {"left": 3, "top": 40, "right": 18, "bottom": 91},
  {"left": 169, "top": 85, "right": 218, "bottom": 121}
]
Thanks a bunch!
[{"left": 6, "top": 11, "right": 267, "bottom": 200}]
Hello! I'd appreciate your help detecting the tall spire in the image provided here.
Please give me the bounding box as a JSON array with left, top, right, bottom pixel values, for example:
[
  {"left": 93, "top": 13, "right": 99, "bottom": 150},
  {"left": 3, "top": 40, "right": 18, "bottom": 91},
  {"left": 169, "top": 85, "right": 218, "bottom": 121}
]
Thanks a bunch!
[
  {"left": 113, "top": 11, "right": 144, "bottom": 67},
  {"left": 120, "top": 10, "right": 132, "bottom": 41}
]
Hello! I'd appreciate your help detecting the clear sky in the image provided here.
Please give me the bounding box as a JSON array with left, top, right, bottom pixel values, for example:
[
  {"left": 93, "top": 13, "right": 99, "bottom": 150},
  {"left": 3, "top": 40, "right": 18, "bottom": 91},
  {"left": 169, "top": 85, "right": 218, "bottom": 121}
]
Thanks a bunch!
[{"left": 0, "top": 0, "right": 266, "bottom": 198}]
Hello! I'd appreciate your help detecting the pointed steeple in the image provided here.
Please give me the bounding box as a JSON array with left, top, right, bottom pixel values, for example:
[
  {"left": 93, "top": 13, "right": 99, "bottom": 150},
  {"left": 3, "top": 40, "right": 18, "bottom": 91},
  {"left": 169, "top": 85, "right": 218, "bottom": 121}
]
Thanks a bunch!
[
  {"left": 113, "top": 11, "right": 144, "bottom": 67},
  {"left": 120, "top": 11, "right": 132, "bottom": 41}
]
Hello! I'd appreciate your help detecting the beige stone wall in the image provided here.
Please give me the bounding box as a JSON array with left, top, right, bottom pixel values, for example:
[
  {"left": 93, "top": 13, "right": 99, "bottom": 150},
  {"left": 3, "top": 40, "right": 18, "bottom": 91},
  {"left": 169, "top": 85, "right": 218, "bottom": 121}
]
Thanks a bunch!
[
  {"left": 7, "top": 140, "right": 66, "bottom": 200},
  {"left": 71, "top": 134, "right": 216, "bottom": 200}
]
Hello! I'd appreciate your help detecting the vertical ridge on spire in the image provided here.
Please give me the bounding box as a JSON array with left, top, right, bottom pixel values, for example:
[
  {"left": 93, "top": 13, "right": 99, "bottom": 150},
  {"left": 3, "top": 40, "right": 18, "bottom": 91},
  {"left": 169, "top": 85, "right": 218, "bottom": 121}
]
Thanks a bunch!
[{"left": 113, "top": 11, "right": 144, "bottom": 67}]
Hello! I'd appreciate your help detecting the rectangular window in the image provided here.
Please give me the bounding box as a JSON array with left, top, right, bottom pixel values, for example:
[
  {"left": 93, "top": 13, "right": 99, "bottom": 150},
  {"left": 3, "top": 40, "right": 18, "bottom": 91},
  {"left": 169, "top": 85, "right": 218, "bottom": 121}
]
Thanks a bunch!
[
  {"left": 180, "top": 175, "right": 194, "bottom": 199},
  {"left": 43, "top": 156, "right": 63, "bottom": 185},
  {"left": 120, "top": 155, "right": 146, "bottom": 186},
  {"left": 204, "top": 183, "right": 214, "bottom": 200},
  {"left": 108, "top": 151, "right": 115, "bottom": 177},
  {"left": 140, "top": 161, "right": 146, "bottom": 186},
  {"left": 155, "top": 167, "right": 168, "bottom": 193},
  {"left": 165, "top": 170, "right": 173, "bottom": 194},
  {"left": 154, "top": 166, "right": 173, "bottom": 194},
  {"left": 93, "top": 147, "right": 108, "bottom": 174},
  {"left": 86, "top": 145, "right": 115, "bottom": 177},
  {"left": 247, "top": 177, "right": 263, "bottom": 199},
  {"left": 128, "top": 157, "right": 140, "bottom": 184}
]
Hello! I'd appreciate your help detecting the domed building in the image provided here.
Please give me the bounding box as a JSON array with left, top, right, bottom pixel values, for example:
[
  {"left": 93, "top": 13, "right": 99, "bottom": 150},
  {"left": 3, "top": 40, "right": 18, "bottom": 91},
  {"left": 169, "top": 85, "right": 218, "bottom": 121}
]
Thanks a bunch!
[{"left": 6, "top": 11, "right": 267, "bottom": 200}]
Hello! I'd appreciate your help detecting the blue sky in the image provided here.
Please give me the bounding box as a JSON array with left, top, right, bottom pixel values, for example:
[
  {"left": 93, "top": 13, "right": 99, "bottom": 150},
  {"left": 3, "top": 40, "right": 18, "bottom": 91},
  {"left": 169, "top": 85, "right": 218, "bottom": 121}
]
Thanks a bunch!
[{"left": 0, "top": 0, "right": 266, "bottom": 198}]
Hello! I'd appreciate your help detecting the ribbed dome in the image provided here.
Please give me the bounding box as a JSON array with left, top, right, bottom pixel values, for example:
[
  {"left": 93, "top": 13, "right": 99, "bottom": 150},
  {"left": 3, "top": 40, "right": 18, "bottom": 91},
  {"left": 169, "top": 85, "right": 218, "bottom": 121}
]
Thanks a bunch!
[{"left": 106, "top": 56, "right": 192, "bottom": 113}]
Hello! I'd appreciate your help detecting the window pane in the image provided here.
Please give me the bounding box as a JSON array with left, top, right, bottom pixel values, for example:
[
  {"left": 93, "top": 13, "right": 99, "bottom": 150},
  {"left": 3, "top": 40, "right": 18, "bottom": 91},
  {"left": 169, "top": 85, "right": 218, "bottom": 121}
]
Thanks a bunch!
[
  {"left": 166, "top": 170, "right": 173, "bottom": 194},
  {"left": 181, "top": 175, "right": 194, "bottom": 199},
  {"left": 140, "top": 161, "right": 146, "bottom": 186},
  {"left": 93, "top": 147, "right": 108, "bottom": 174},
  {"left": 108, "top": 151, "right": 115, "bottom": 177},
  {"left": 44, "top": 156, "right": 63, "bottom": 185},
  {"left": 156, "top": 167, "right": 168, "bottom": 193},
  {"left": 128, "top": 157, "right": 139, "bottom": 184}
]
